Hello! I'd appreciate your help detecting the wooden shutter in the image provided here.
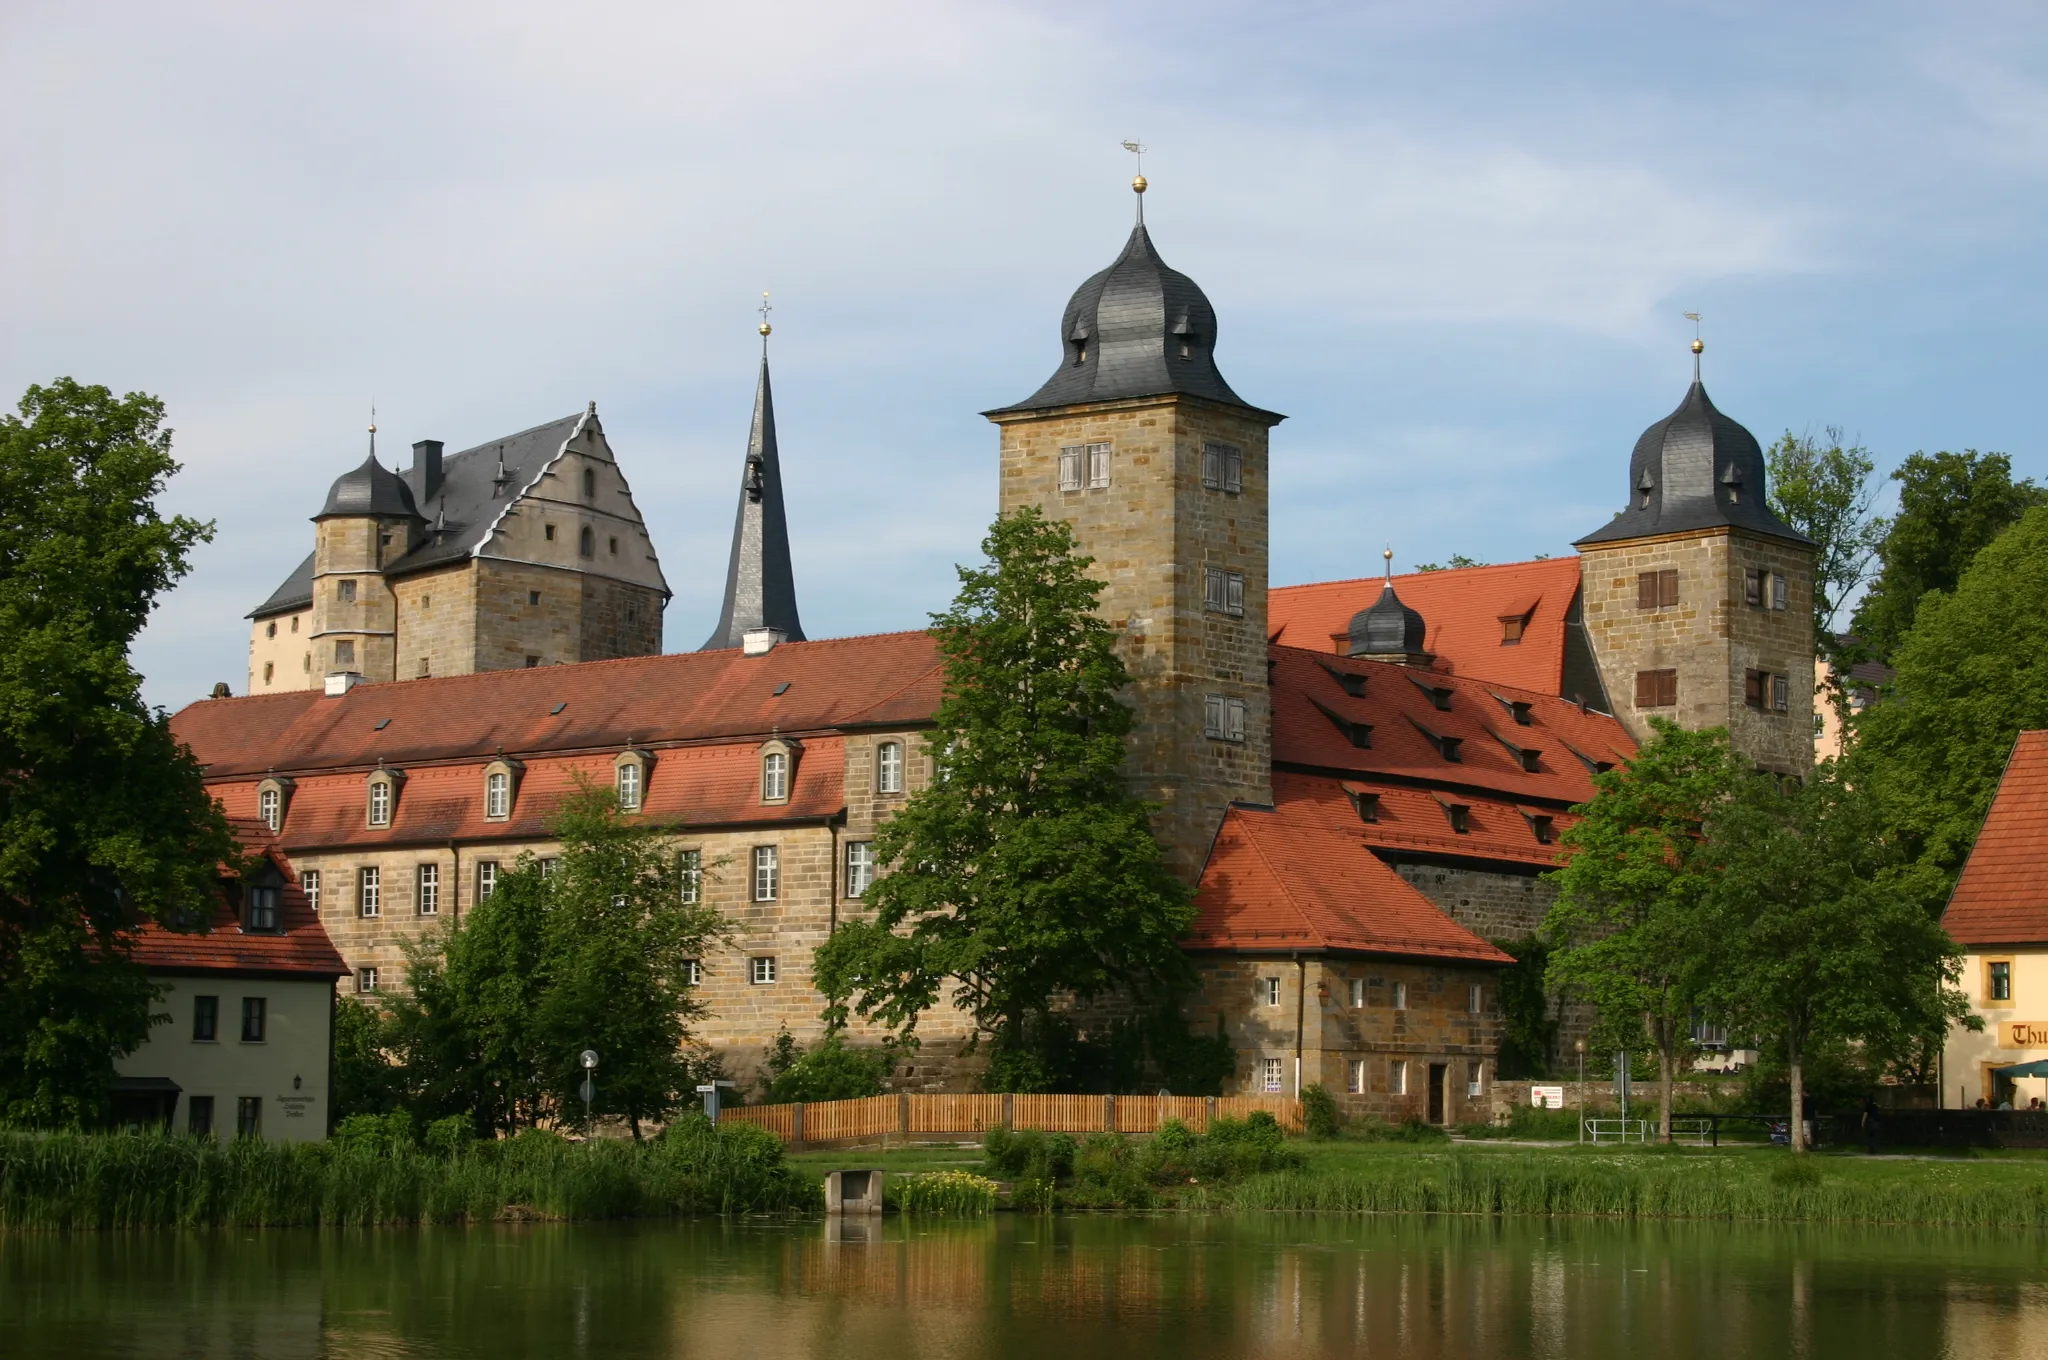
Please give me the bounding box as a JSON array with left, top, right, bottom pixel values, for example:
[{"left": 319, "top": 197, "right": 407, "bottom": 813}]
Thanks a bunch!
[
  {"left": 1744, "top": 570, "right": 1763, "bottom": 606},
  {"left": 1226, "top": 571, "right": 1245, "bottom": 616},
  {"left": 1202, "top": 444, "right": 1222, "bottom": 488},
  {"left": 1638, "top": 572, "right": 1658, "bottom": 610},
  {"left": 1658, "top": 569, "right": 1679, "bottom": 607},
  {"left": 1657, "top": 670, "right": 1678, "bottom": 706},
  {"left": 1224, "top": 446, "right": 1243, "bottom": 493},
  {"left": 1203, "top": 567, "right": 1224, "bottom": 611},
  {"left": 1744, "top": 669, "right": 1764, "bottom": 709},
  {"left": 1058, "top": 446, "right": 1083, "bottom": 492}
]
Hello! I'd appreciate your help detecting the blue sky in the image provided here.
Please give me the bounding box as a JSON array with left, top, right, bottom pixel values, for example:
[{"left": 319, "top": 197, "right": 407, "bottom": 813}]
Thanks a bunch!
[{"left": 4, "top": 1, "right": 2045, "bottom": 710}]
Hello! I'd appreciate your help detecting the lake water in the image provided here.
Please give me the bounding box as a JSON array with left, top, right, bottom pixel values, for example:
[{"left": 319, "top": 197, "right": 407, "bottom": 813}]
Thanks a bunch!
[{"left": 5, "top": 1214, "right": 2046, "bottom": 1359}]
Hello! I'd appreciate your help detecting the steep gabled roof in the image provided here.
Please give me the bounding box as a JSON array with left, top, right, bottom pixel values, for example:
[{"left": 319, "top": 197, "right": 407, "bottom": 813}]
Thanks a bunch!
[
  {"left": 1274, "top": 772, "right": 1572, "bottom": 869},
  {"left": 1268, "top": 643, "right": 1634, "bottom": 809},
  {"left": 171, "top": 631, "right": 944, "bottom": 779},
  {"left": 1945, "top": 731, "right": 2048, "bottom": 946},
  {"left": 1269, "top": 557, "right": 1585, "bottom": 694},
  {"left": 1188, "top": 796, "right": 1513, "bottom": 964},
  {"left": 126, "top": 831, "right": 348, "bottom": 979}
]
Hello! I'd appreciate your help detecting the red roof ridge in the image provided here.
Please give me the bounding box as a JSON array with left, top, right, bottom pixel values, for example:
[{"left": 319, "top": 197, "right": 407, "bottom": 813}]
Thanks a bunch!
[{"left": 1274, "top": 555, "right": 1579, "bottom": 594}]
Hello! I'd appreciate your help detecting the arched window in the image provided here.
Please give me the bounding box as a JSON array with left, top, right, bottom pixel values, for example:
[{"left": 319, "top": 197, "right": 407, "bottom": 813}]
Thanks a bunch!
[
  {"left": 579, "top": 526, "right": 595, "bottom": 558},
  {"left": 583, "top": 467, "right": 596, "bottom": 498},
  {"left": 616, "top": 761, "right": 641, "bottom": 811},
  {"left": 876, "top": 741, "right": 903, "bottom": 795},
  {"left": 257, "top": 787, "right": 280, "bottom": 831},
  {"left": 484, "top": 771, "right": 509, "bottom": 819},
  {"left": 762, "top": 751, "right": 789, "bottom": 802},
  {"left": 368, "top": 780, "right": 391, "bottom": 827}
]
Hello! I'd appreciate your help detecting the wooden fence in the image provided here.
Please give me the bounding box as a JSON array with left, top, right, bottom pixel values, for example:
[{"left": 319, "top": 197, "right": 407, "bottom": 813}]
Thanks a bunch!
[{"left": 723, "top": 1092, "right": 1300, "bottom": 1145}]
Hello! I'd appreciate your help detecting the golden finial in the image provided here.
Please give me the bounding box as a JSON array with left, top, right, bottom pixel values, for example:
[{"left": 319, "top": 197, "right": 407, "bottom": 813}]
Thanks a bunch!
[
  {"left": 1382, "top": 545, "right": 1394, "bottom": 583},
  {"left": 1684, "top": 312, "right": 1705, "bottom": 379},
  {"left": 1123, "top": 140, "right": 1148, "bottom": 220},
  {"left": 757, "top": 292, "right": 772, "bottom": 339}
]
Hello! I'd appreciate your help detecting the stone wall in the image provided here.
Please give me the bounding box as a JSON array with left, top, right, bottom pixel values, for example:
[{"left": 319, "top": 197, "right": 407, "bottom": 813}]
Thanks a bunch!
[
  {"left": 247, "top": 607, "right": 316, "bottom": 694},
  {"left": 392, "top": 565, "right": 477, "bottom": 680},
  {"left": 992, "top": 393, "right": 1278, "bottom": 880},
  {"left": 578, "top": 573, "right": 665, "bottom": 661},
  {"left": 311, "top": 516, "right": 413, "bottom": 682},
  {"left": 1578, "top": 527, "right": 1815, "bottom": 774}
]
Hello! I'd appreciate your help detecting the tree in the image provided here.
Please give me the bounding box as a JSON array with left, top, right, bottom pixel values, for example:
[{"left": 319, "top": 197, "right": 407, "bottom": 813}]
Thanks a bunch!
[
  {"left": 1764, "top": 427, "right": 1888, "bottom": 664},
  {"left": 1850, "top": 450, "right": 2044, "bottom": 662},
  {"left": 392, "top": 784, "right": 727, "bottom": 1136},
  {"left": 759, "top": 1026, "right": 894, "bottom": 1103},
  {"left": 813, "top": 507, "right": 1196, "bottom": 1089},
  {"left": 1851, "top": 504, "right": 2048, "bottom": 906},
  {"left": 1703, "top": 763, "right": 1966, "bottom": 1152},
  {"left": 331, "top": 994, "right": 404, "bottom": 1121},
  {"left": 1543, "top": 721, "right": 1747, "bottom": 1142},
  {"left": 1489, "top": 936, "right": 1558, "bottom": 1079},
  {"left": 0, "top": 379, "right": 238, "bottom": 1126}
]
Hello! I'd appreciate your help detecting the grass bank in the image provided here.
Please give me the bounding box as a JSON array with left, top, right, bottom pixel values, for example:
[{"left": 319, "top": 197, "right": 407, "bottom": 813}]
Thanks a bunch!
[{"left": 0, "top": 1117, "right": 818, "bottom": 1231}]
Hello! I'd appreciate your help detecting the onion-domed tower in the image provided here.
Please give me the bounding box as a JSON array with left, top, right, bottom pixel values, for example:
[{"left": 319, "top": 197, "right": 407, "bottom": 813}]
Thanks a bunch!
[
  {"left": 984, "top": 178, "right": 1283, "bottom": 879},
  {"left": 309, "top": 423, "right": 424, "bottom": 686},
  {"left": 1573, "top": 344, "right": 1815, "bottom": 772}
]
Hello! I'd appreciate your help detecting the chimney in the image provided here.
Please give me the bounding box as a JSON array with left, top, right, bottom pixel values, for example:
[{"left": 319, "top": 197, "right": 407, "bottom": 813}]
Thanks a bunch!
[
  {"left": 741, "top": 628, "right": 787, "bottom": 656},
  {"left": 324, "top": 671, "right": 365, "bottom": 697},
  {"left": 412, "top": 440, "right": 444, "bottom": 503}
]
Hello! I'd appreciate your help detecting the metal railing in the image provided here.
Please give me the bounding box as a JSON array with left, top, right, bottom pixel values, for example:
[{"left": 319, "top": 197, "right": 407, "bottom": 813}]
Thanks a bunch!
[{"left": 1582, "top": 1118, "right": 1651, "bottom": 1144}]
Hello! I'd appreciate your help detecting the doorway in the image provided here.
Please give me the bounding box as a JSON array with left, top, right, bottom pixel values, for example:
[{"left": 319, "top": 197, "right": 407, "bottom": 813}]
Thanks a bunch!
[{"left": 1428, "top": 1063, "right": 1448, "bottom": 1124}]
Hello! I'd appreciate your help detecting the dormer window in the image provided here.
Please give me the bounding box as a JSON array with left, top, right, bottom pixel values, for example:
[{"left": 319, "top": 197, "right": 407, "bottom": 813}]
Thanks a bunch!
[
  {"left": 483, "top": 767, "right": 513, "bottom": 821},
  {"left": 763, "top": 751, "right": 788, "bottom": 802},
  {"left": 246, "top": 884, "right": 280, "bottom": 932},
  {"left": 1637, "top": 470, "right": 1655, "bottom": 510},
  {"left": 614, "top": 748, "right": 653, "bottom": 812},
  {"left": 1407, "top": 715, "right": 1462, "bottom": 762},
  {"left": 1172, "top": 311, "right": 1200, "bottom": 360},
  {"left": 1524, "top": 812, "right": 1556, "bottom": 845},
  {"left": 1313, "top": 699, "right": 1372, "bottom": 749},
  {"left": 876, "top": 741, "right": 904, "bottom": 795},
  {"left": 365, "top": 767, "right": 404, "bottom": 828},
  {"left": 255, "top": 775, "right": 293, "bottom": 833},
  {"left": 1721, "top": 463, "right": 1742, "bottom": 504},
  {"left": 1439, "top": 800, "right": 1471, "bottom": 834},
  {"left": 1068, "top": 323, "right": 1090, "bottom": 367},
  {"left": 1344, "top": 786, "right": 1381, "bottom": 823}
]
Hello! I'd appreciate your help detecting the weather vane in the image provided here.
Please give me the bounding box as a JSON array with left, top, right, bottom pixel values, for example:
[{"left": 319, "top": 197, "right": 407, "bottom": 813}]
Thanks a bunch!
[
  {"left": 1122, "top": 140, "right": 1148, "bottom": 220},
  {"left": 1684, "top": 311, "right": 1704, "bottom": 352},
  {"left": 758, "top": 292, "right": 772, "bottom": 351}
]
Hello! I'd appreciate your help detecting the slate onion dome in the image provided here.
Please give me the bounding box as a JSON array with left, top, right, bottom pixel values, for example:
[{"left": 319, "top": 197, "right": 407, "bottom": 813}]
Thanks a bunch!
[
  {"left": 1349, "top": 547, "right": 1432, "bottom": 664},
  {"left": 987, "top": 179, "right": 1257, "bottom": 415},
  {"left": 1574, "top": 341, "right": 1809, "bottom": 548},
  {"left": 313, "top": 422, "right": 423, "bottom": 522}
]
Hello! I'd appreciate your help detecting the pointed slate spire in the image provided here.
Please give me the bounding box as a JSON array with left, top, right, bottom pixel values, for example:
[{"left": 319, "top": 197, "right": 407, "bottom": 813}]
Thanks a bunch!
[{"left": 701, "top": 348, "right": 805, "bottom": 650}]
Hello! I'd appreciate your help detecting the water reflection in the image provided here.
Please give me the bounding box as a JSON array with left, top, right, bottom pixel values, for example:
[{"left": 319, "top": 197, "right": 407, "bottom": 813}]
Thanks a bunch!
[{"left": 4, "top": 1215, "right": 2047, "bottom": 1359}]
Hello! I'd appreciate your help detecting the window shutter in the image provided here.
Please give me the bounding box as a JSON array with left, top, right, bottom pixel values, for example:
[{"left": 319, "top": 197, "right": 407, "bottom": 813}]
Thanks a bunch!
[
  {"left": 1744, "top": 669, "right": 1764, "bottom": 709},
  {"left": 1635, "top": 670, "right": 1657, "bottom": 707},
  {"left": 1772, "top": 674, "right": 1789, "bottom": 712},
  {"left": 1772, "top": 574, "right": 1788, "bottom": 611},
  {"left": 1204, "top": 567, "right": 1224, "bottom": 612},
  {"left": 1227, "top": 697, "right": 1247, "bottom": 742},
  {"left": 1659, "top": 670, "right": 1677, "bottom": 707},
  {"left": 1745, "top": 570, "right": 1763, "bottom": 607},
  {"left": 1204, "top": 694, "right": 1225, "bottom": 738},
  {"left": 1087, "top": 443, "right": 1111, "bottom": 488},
  {"left": 1058, "top": 446, "right": 1083, "bottom": 492},
  {"left": 1224, "top": 445, "right": 1243, "bottom": 493},
  {"left": 1638, "top": 573, "right": 1658, "bottom": 610},
  {"left": 1226, "top": 572, "right": 1245, "bottom": 616},
  {"left": 1202, "top": 444, "right": 1221, "bottom": 489},
  {"left": 1659, "top": 569, "right": 1679, "bottom": 608}
]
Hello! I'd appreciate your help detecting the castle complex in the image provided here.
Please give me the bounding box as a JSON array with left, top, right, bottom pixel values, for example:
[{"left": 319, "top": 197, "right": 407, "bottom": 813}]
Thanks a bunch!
[{"left": 176, "top": 180, "right": 1815, "bottom": 1119}]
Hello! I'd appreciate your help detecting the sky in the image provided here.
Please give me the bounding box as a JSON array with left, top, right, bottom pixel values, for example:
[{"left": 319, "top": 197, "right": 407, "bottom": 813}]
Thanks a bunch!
[{"left": 4, "top": 1, "right": 2046, "bottom": 711}]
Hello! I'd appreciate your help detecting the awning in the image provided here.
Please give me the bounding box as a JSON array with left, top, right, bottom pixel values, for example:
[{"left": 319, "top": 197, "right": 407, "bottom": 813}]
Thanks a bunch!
[
  {"left": 1991, "top": 1059, "right": 2048, "bottom": 1079},
  {"left": 110, "top": 1076, "right": 182, "bottom": 1094}
]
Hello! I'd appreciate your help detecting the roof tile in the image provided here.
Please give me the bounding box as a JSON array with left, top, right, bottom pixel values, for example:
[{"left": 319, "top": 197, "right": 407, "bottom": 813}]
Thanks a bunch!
[{"left": 1945, "top": 731, "right": 2048, "bottom": 946}]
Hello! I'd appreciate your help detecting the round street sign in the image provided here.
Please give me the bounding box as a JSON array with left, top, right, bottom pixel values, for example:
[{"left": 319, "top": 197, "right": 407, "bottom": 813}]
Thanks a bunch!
[{"left": 581, "top": 1049, "right": 599, "bottom": 1069}]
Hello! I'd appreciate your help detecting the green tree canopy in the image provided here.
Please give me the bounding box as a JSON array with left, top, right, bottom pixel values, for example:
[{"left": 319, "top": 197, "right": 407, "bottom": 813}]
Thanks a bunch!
[
  {"left": 1703, "top": 762, "right": 1966, "bottom": 1151},
  {"left": 1543, "top": 721, "right": 1747, "bottom": 1140},
  {"left": 0, "top": 379, "right": 238, "bottom": 1126},
  {"left": 1851, "top": 504, "right": 2048, "bottom": 905},
  {"left": 1764, "top": 427, "right": 1888, "bottom": 662},
  {"left": 1850, "top": 449, "right": 2044, "bottom": 661},
  {"left": 391, "top": 784, "right": 728, "bottom": 1137},
  {"left": 812, "top": 507, "right": 1195, "bottom": 1091}
]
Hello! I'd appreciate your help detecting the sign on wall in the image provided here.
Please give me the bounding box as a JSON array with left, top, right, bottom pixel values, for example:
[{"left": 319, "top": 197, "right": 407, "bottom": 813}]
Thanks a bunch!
[
  {"left": 1529, "top": 1085, "right": 1567, "bottom": 1109},
  {"left": 1998, "top": 1021, "right": 2048, "bottom": 1048}
]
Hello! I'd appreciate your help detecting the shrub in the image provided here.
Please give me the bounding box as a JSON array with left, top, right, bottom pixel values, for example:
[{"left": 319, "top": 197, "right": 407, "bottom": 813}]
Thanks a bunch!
[
  {"left": 333, "top": 1111, "right": 415, "bottom": 1155},
  {"left": 759, "top": 1026, "right": 893, "bottom": 1103},
  {"left": 1300, "top": 1083, "right": 1342, "bottom": 1139},
  {"left": 422, "top": 1114, "right": 474, "bottom": 1159},
  {"left": 895, "top": 1170, "right": 998, "bottom": 1215}
]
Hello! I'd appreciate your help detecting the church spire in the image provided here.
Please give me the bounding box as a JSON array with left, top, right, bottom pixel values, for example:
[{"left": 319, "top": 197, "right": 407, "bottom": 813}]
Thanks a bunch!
[{"left": 701, "top": 308, "right": 805, "bottom": 651}]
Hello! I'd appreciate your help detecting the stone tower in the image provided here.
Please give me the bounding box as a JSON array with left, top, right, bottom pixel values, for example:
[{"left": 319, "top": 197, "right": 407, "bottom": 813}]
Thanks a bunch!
[
  {"left": 308, "top": 426, "right": 423, "bottom": 685},
  {"left": 702, "top": 343, "right": 806, "bottom": 651},
  {"left": 984, "top": 186, "right": 1282, "bottom": 879},
  {"left": 1573, "top": 350, "right": 1816, "bottom": 773}
]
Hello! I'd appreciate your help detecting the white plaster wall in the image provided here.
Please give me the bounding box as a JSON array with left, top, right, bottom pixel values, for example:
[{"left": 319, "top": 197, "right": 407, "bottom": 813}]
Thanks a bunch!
[{"left": 116, "top": 974, "right": 333, "bottom": 1141}]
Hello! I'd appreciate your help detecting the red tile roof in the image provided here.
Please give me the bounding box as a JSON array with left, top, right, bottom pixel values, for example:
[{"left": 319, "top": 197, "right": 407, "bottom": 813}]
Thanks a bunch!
[
  {"left": 1268, "top": 644, "right": 1634, "bottom": 810},
  {"left": 1187, "top": 791, "right": 1514, "bottom": 964},
  {"left": 171, "top": 631, "right": 943, "bottom": 779},
  {"left": 126, "top": 829, "right": 348, "bottom": 978},
  {"left": 1945, "top": 731, "right": 2048, "bottom": 946},
  {"left": 1273, "top": 772, "right": 1573, "bottom": 869},
  {"left": 210, "top": 739, "right": 846, "bottom": 849},
  {"left": 1269, "top": 557, "right": 1586, "bottom": 694}
]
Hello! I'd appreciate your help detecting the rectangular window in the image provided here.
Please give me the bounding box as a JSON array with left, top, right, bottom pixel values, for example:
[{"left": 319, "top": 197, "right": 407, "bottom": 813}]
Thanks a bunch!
[
  {"left": 1988, "top": 959, "right": 2013, "bottom": 1003},
  {"left": 750, "top": 956, "right": 777, "bottom": 985},
  {"left": 678, "top": 849, "right": 702, "bottom": 904},
  {"left": 477, "top": 860, "right": 499, "bottom": 901},
  {"left": 1744, "top": 668, "right": 1766, "bottom": 710},
  {"left": 236, "top": 1096, "right": 262, "bottom": 1139},
  {"left": 846, "top": 841, "right": 874, "bottom": 899},
  {"left": 1771, "top": 573, "right": 1788, "bottom": 611},
  {"left": 1202, "top": 441, "right": 1244, "bottom": 494},
  {"left": 192, "top": 995, "right": 219, "bottom": 1042},
  {"left": 240, "top": 997, "right": 267, "bottom": 1043},
  {"left": 357, "top": 967, "right": 378, "bottom": 994},
  {"left": 1058, "top": 445, "right": 1085, "bottom": 492},
  {"left": 877, "top": 741, "right": 905, "bottom": 794},
  {"left": 1635, "top": 669, "right": 1678, "bottom": 708},
  {"left": 417, "top": 863, "right": 439, "bottom": 915},
  {"left": 683, "top": 959, "right": 702, "bottom": 986},
  {"left": 1393, "top": 981, "right": 1408, "bottom": 1010},
  {"left": 301, "top": 869, "right": 320, "bottom": 915},
  {"left": 539, "top": 857, "right": 558, "bottom": 878},
  {"left": 1204, "top": 694, "right": 1248, "bottom": 742},
  {"left": 485, "top": 772, "right": 509, "bottom": 819},
  {"left": 245, "top": 886, "right": 279, "bottom": 932},
  {"left": 358, "top": 866, "right": 380, "bottom": 918},
  {"left": 1262, "top": 976, "right": 1281, "bottom": 1006},
  {"left": 258, "top": 787, "right": 280, "bottom": 831},
  {"left": 1468, "top": 1061, "right": 1485, "bottom": 1099},
  {"left": 753, "top": 846, "right": 779, "bottom": 902},
  {"left": 1468, "top": 983, "right": 1483, "bottom": 1014},
  {"left": 188, "top": 1095, "right": 214, "bottom": 1137},
  {"left": 1347, "top": 1059, "right": 1365, "bottom": 1095},
  {"left": 337, "top": 579, "right": 356, "bottom": 604},
  {"left": 616, "top": 762, "right": 642, "bottom": 811},
  {"left": 1745, "top": 569, "right": 1764, "bottom": 607},
  {"left": 1086, "top": 442, "right": 1112, "bottom": 489},
  {"left": 1771, "top": 674, "right": 1790, "bottom": 713},
  {"left": 1262, "top": 1057, "right": 1284, "bottom": 1093},
  {"left": 1203, "top": 567, "right": 1246, "bottom": 617},
  {"left": 1391, "top": 1059, "right": 1407, "bottom": 1096},
  {"left": 1637, "top": 569, "right": 1679, "bottom": 610},
  {"left": 1349, "top": 977, "right": 1365, "bottom": 1008},
  {"left": 762, "top": 751, "right": 789, "bottom": 802},
  {"left": 368, "top": 780, "right": 391, "bottom": 827}
]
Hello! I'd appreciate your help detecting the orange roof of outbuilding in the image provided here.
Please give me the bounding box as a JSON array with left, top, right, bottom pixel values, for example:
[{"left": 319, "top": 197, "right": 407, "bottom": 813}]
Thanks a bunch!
[
  {"left": 1188, "top": 791, "right": 1513, "bottom": 964},
  {"left": 126, "top": 827, "right": 348, "bottom": 979},
  {"left": 1269, "top": 557, "right": 1586, "bottom": 694},
  {"left": 173, "top": 631, "right": 944, "bottom": 778},
  {"left": 1945, "top": 731, "right": 2048, "bottom": 946}
]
